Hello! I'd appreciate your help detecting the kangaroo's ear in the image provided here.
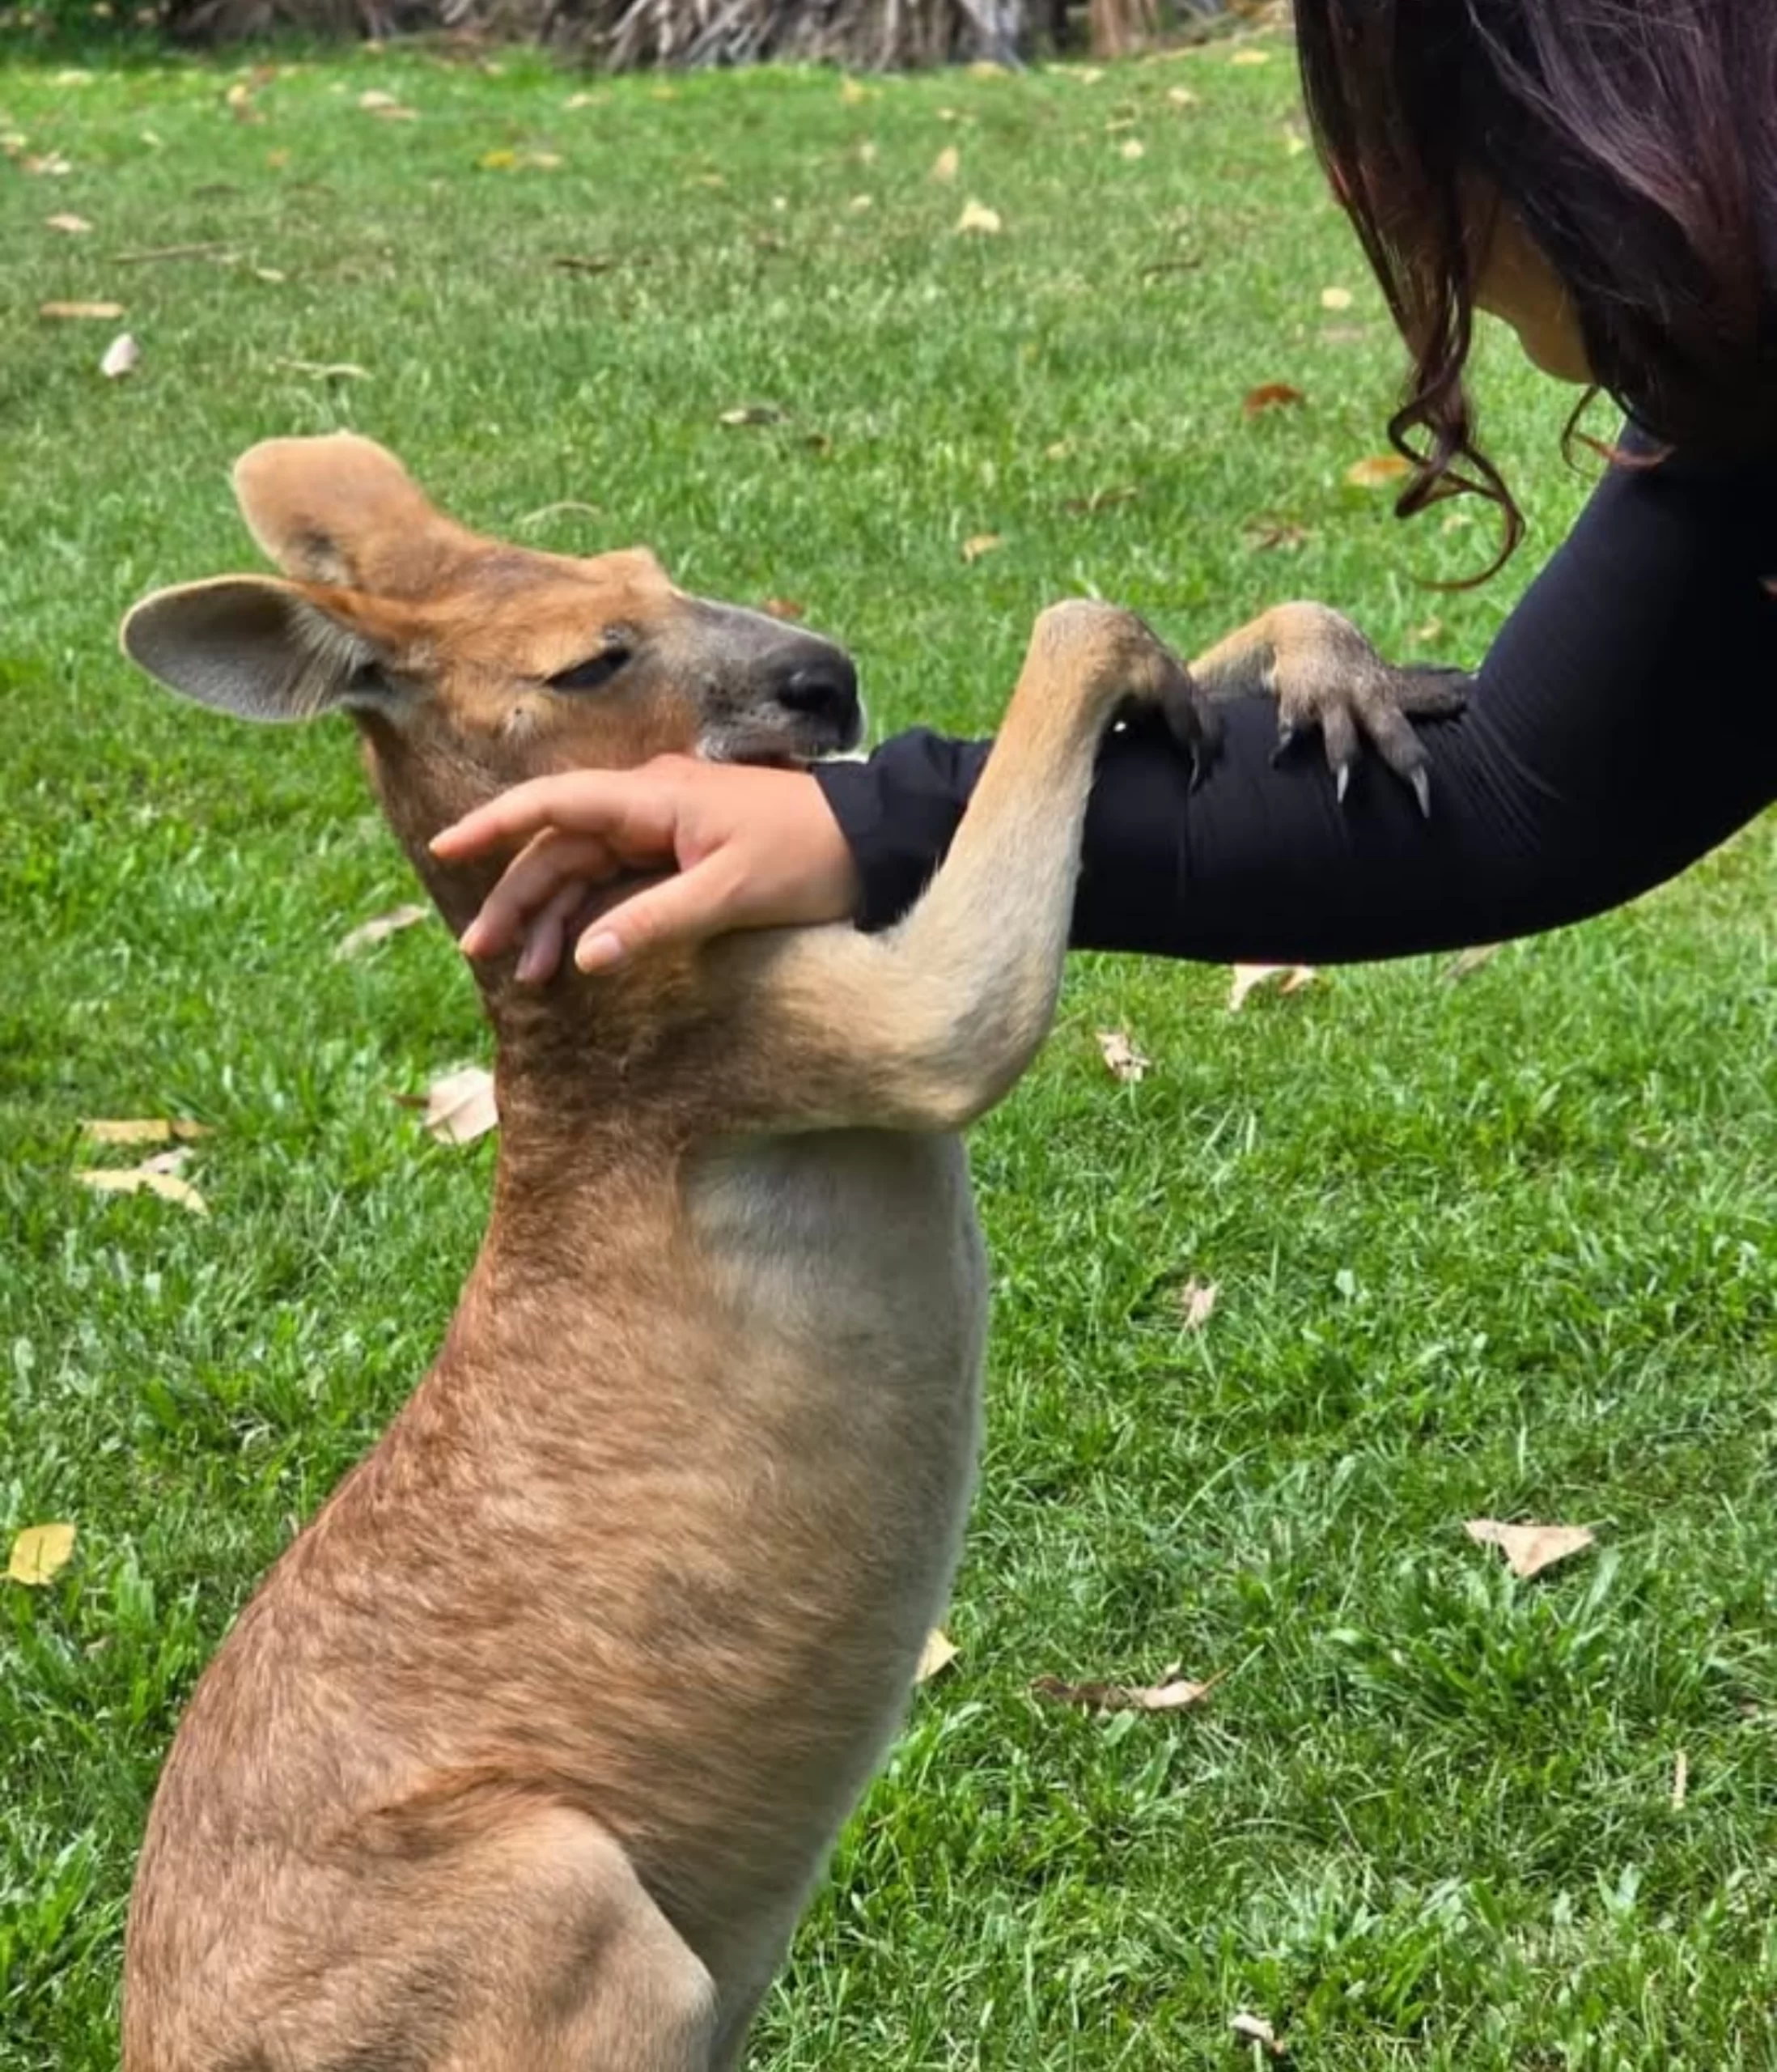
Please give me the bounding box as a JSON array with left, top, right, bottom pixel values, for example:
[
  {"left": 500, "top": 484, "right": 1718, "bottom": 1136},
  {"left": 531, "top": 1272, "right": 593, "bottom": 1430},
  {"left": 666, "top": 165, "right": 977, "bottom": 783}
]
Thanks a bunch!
[
  {"left": 120, "top": 575, "right": 413, "bottom": 724},
  {"left": 231, "top": 433, "right": 478, "bottom": 598}
]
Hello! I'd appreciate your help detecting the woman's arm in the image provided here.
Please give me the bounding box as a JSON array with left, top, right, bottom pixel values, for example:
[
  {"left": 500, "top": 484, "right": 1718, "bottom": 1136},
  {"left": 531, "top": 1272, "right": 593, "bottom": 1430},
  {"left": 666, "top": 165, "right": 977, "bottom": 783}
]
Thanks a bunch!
[{"left": 815, "top": 443, "right": 1777, "bottom": 963}]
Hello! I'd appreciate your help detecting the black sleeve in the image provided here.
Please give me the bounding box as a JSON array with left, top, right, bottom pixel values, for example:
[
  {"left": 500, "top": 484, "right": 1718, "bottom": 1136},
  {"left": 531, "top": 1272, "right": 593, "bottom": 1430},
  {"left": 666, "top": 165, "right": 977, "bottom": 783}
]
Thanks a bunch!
[{"left": 813, "top": 444, "right": 1777, "bottom": 964}]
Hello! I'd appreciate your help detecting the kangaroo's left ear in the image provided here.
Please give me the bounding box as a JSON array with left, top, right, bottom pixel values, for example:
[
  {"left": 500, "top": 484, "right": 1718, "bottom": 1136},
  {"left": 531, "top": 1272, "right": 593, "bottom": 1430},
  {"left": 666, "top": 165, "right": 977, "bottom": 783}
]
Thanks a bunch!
[
  {"left": 120, "top": 574, "right": 415, "bottom": 724},
  {"left": 231, "top": 433, "right": 480, "bottom": 598}
]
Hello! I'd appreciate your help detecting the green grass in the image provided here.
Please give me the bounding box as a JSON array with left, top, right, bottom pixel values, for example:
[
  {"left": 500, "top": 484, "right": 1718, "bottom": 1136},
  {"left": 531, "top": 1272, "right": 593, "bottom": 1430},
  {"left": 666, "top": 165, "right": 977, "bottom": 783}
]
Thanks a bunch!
[{"left": 5, "top": 32, "right": 1777, "bottom": 2071}]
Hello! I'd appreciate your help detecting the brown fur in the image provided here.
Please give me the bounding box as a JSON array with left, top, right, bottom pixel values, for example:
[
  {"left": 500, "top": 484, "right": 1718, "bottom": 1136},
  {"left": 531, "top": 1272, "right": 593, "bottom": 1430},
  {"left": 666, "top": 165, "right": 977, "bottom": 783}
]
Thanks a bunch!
[{"left": 119, "top": 435, "right": 1202, "bottom": 2070}]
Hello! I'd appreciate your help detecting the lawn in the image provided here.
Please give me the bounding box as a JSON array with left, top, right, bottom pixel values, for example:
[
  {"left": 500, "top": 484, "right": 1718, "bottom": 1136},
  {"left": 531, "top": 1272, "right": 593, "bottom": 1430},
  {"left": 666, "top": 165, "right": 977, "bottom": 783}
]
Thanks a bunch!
[{"left": 4, "top": 27, "right": 1777, "bottom": 2071}]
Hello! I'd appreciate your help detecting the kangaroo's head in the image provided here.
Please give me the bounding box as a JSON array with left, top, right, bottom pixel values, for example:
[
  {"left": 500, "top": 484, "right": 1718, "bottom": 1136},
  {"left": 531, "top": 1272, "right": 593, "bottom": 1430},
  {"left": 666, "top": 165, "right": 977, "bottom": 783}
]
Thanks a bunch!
[{"left": 121, "top": 434, "right": 861, "bottom": 923}]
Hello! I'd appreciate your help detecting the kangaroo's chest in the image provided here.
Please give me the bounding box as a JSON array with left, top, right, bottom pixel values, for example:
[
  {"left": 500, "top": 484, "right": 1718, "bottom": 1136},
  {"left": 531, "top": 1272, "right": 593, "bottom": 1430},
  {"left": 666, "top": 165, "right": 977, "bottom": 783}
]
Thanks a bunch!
[{"left": 687, "top": 1126, "right": 988, "bottom": 1406}]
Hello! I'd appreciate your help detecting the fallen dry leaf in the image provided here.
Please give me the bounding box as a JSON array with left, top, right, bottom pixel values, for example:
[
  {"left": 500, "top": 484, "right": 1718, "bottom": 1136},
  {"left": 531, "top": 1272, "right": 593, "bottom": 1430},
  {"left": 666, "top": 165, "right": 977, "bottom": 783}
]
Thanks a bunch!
[
  {"left": 40, "top": 299, "right": 124, "bottom": 321},
  {"left": 1096, "top": 1029, "right": 1150, "bottom": 1082},
  {"left": 334, "top": 902, "right": 430, "bottom": 960},
  {"left": 7, "top": 1522, "right": 76, "bottom": 1587},
  {"left": 1243, "top": 519, "right": 1308, "bottom": 553},
  {"left": 1228, "top": 963, "right": 1316, "bottom": 1012},
  {"left": 718, "top": 403, "right": 786, "bottom": 427},
  {"left": 916, "top": 1628, "right": 958, "bottom": 1682},
  {"left": 1229, "top": 45, "right": 1270, "bottom": 64},
  {"left": 1464, "top": 1518, "right": 1596, "bottom": 1580},
  {"left": 1444, "top": 941, "right": 1503, "bottom": 982},
  {"left": 961, "top": 533, "right": 1003, "bottom": 563},
  {"left": 80, "top": 1117, "right": 210, "bottom": 1146},
  {"left": 1167, "top": 84, "right": 1198, "bottom": 106},
  {"left": 75, "top": 1160, "right": 208, "bottom": 1215},
  {"left": 225, "top": 81, "right": 263, "bottom": 122},
  {"left": 838, "top": 74, "right": 870, "bottom": 104},
  {"left": 1178, "top": 1277, "right": 1218, "bottom": 1331},
  {"left": 761, "top": 597, "right": 806, "bottom": 621},
  {"left": 100, "top": 332, "right": 139, "bottom": 379},
  {"left": 270, "top": 356, "right": 371, "bottom": 381},
  {"left": 46, "top": 210, "right": 92, "bottom": 233},
  {"left": 1345, "top": 453, "right": 1412, "bottom": 490},
  {"left": 1063, "top": 484, "right": 1139, "bottom": 516},
  {"left": 1243, "top": 381, "right": 1304, "bottom": 419},
  {"left": 1671, "top": 1749, "right": 1689, "bottom": 1811},
  {"left": 955, "top": 197, "right": 1003, "bottom": 236},
  {"left": 1230, "top": 2010, "right": 1284, "bottom": 2056},
  {"left": 1320, "top": 285, "right": 1354, "bottom": 311},
  {"left": 23, "top": 151, "right": 73, "bottom": 176},
  {"left": 357, "top": 87, "right": 400, "bottom": 108},
  {"left": 1032, "top": 1670, "right": 1214, "bottom": 1713},
  {"left": 421, "top": 1064, "right": 498, "bottom": 1146},
  {"left": 1118, "top": 137, "right": 1146, "bottom": 159},
  {"left": 112, "top": 240, "right": 233, "bottom": 265},
  {"left": 931, "top": 143, "right": 960, "bottom": 181}
]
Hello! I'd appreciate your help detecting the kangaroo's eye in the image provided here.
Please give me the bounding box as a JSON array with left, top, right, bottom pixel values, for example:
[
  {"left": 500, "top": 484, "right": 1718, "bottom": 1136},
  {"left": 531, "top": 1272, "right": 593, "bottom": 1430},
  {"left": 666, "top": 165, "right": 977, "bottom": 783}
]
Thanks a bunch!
[{"left": 548, "top": 643, "right": 633, "bottom": 694}]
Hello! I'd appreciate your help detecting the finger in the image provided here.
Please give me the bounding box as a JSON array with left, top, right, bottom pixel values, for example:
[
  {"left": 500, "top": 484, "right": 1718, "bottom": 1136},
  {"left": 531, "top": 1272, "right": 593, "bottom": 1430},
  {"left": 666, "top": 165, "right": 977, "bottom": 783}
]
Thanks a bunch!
[
  {"left": 515, "top": 880, "right": 592, "bottom": 986},
  {"left": 460, "top": 832, "right": 615, "bottom": 957},
  {"left": 1321, "top": 703, "right": 1360, "bottom": 804},
  {"left": 1393, "top": 664, "right": 1472, "bottom": 718},
  {"left": 430, "top": 771, "right": 670, "bottom": 861},
  {"left": 572, "top": 856, "right": 742, "bottom": 974}
]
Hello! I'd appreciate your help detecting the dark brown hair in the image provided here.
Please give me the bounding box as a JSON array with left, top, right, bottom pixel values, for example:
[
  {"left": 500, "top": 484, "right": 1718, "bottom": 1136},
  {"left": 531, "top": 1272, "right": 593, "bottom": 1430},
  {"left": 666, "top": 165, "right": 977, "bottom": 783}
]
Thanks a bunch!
[{"left": 1296, "top": 0, "right": 1777, "bottom": 567}]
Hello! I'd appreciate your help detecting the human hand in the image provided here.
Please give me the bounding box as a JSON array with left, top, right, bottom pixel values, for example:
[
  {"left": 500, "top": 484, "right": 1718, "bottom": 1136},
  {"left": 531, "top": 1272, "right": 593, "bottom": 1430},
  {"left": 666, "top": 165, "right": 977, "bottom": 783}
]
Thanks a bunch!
[{"left": 430, "top": 755, "right": 862, "bottom": 982}]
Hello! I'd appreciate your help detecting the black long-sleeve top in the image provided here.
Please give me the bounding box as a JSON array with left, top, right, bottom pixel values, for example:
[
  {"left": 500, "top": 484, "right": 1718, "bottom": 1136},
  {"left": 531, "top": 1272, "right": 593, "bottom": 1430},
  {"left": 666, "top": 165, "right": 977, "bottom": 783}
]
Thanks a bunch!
[{"left": 814, "top": 442, "right": 1777, "bottom": 964}]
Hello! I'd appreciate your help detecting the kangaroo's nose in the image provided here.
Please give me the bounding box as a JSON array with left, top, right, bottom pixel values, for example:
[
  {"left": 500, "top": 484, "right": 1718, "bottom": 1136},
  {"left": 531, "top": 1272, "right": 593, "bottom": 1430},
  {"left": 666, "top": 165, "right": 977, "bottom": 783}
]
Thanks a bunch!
[{"left": 777, "top": 655, "right": 861, "bottom": 737}]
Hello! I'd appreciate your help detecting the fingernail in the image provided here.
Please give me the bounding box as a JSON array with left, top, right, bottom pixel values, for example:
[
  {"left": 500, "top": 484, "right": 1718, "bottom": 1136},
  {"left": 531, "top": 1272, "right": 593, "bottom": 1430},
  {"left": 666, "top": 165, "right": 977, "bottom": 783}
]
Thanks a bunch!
[
  {"left": 460, "top": 922, "right": 483, "bottom": 956},
  {"left": 516, "top": 945, "right": 544, "bottom": 984},
  {"left": 575, "top": 931, "right": 624, "bottom": 974}
]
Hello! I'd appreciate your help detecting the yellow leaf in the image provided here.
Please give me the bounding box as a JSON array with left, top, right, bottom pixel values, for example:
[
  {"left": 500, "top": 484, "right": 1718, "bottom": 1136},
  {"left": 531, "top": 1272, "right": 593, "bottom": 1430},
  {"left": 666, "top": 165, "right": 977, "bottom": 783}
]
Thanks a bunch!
[
  {"left": 1228, "top": 963, "right": 1316, "bottom": 1011},
  {"left": 1118, "top": 137, "right": 1146, "bottom": 159},
  {"left": 45, "top": 210, "right": 91, "bottom": 233},
  {"left": 75, "top": 1165, "right": 209, "bottom": 1214},
  {"left": 1465, "top": 1518, "right": 1595, "bottom": 1579},
  {"left": 40, "top": 299, "right": 124, "bottom": 321},
  {"left": 1032, "top": 1668, "right": 1215, "bottom": 1713},
  {"left": 916, "top": 1629, "right": 958, "bottom": 1682},
  {"left": 422, "top": 1065, "right": 498, "bottom": 1146},
  {"left": 80, "top": 1118, "right": 210, "bottom": 1146},
  {"left": 479, "top": 148, "right": 517, "bottom": 170},
  {"left": 961, "top": 533, "right": 1003, "bottom": 563},
  {"left": 1320, "top": 285, "right": 1354, "bottom": 310},
  {"left": 1178, "top": 1277, "right": 1217, "bottom": 1331},
  {"left": 1230, "top": 45, "right": 1270, "bottom": 64},
  {"left": 1444, "top": 941, "right": 1503, "bottom": 982},
  {"left": 1345, "top": 453, "right": 1412, "bottom": 489},
  {"left": 334, "top": 902, "right": 431, "bottom": 960},
  {"left": 7, "top": 1522, "right": 76, "bottom": 1587},
  {"left": 100, "top": 332, "right": 139, "bottom": 379},
  {"left": 838, "top": 75, "right": 870, "bottom": 104},
  {"left": 1230, "top": 2012, "right": 1284, "bottom": 2057},
  {"left": 1167, "top": 85, "right": 1198, "bottom": 107},
  {"left": 1096, "top": 1029, "right": 1150, "bottom": 1082},
  {"left": 931, "top": 143, "right": 960, "bottom": 182},
  {"left": 955, "top": 197, "right": 1003, "bottom": 236}
]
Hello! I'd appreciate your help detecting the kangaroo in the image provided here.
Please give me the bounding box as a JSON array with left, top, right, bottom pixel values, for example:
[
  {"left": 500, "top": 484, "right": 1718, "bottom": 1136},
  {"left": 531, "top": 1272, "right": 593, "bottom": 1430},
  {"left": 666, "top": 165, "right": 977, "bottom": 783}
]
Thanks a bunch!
[{"left": 116, "top": 432, "right": 1212, "bottom": 2072}]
